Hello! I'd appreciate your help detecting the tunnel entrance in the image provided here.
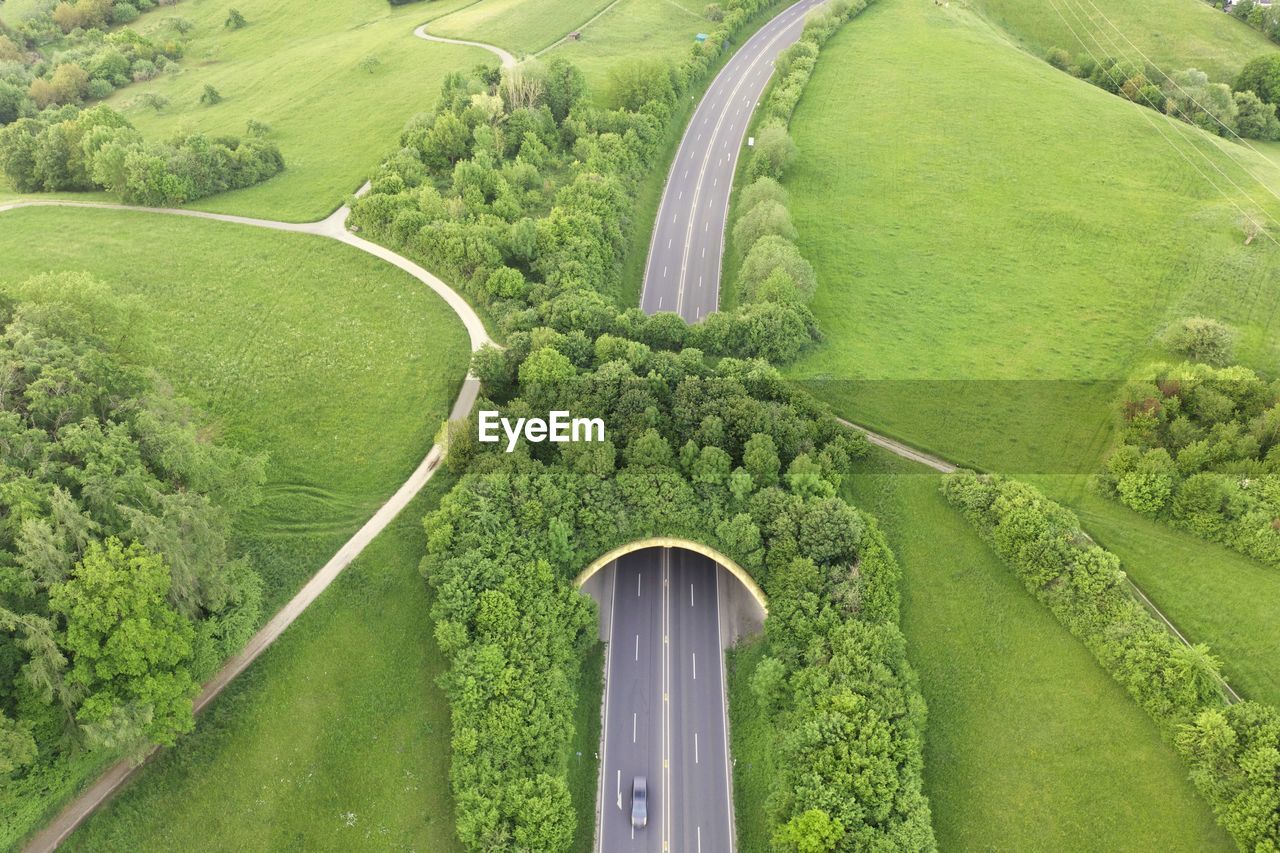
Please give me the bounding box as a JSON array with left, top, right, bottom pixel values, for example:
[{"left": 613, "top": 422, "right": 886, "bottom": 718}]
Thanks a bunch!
[{"left": 580, "top": 545, "right": 764, "bottom": 852}]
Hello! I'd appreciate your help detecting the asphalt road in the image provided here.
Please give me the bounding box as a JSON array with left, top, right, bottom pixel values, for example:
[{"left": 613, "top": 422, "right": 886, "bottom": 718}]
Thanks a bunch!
[
  {"left": 598, "top": 549, "right": 733, "bottom": 852},
  {"left": 640, "top": 0, "right": 830, "bottom": 322}
]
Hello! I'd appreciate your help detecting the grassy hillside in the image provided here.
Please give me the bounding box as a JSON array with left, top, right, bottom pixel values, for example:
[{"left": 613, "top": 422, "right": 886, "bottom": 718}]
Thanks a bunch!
[
  {"left": 972, "top": 0, "right": 1277, "bottom": 82},
  {"left": 543, "top": 0, "right": 707, "bottom": 97},
  {"left": 846, "top": 449, "right": 1232, "bottom": 851},
  {"left": 64, "top": 483, "right": 462, "bottom": 852},
  {"left": 0, "top": 207, "right": 469, "bottom": 611},
  {"left": 90, "top": 0, "right": 483, "bottom": 221},
  {"left": 782, "top": 0, "right": 1280, "bottom": 476}
]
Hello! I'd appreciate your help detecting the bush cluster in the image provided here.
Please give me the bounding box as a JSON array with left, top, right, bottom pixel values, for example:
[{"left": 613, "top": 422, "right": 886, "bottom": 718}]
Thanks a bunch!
[
  {"left": 0, "top": 1, "right": 186, "bottom": 124},
  {"left": 0, "top": 103, "right": 283, "bottom": 204},
  {"left": 0, "top": 274, "right": 265, "bottom": 797},
  {"left": 1219, "top": 0, "right": 1280, "bottom": 46},
  {"left": 1044, "top": 47, "right": 1280, "bottom": 141},
  {"left": 942, "top": 470, "right": 1279, "bottom": 850},
  {"left": 424, "top": 327, "right": 934, "bottom": 850},
  {"left": 1098, "top": 360, "right": 1280, "bottom": 567}
]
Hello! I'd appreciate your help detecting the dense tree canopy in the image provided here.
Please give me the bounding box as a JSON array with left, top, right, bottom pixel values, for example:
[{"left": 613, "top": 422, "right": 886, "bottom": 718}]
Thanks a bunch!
[
  {"left": 0, "top": 273, "right": 264, "bottom": 787},
  {"left": 425, "top": 322, "right": 933, "bottom": 850}
]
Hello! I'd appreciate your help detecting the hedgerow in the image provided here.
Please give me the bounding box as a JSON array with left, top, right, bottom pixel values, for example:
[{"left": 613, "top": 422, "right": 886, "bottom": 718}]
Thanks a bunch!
[
  {"left": 423, "top": 329, "right": 935, "bottom": 851},
  {"left": 942, "top": 470, "right": 1280, "bottom": 850},
  {"left": 0, "top": 103, "right": 283, "bottom": 204}
]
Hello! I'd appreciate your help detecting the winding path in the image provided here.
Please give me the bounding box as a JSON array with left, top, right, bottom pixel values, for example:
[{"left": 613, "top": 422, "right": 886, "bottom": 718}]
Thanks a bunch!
[
  {"left": 3, "top": 190, "right": 492, "bottom": 853},
  {"left": 413, "top": 22, "right": 517, "bottom": 68}
]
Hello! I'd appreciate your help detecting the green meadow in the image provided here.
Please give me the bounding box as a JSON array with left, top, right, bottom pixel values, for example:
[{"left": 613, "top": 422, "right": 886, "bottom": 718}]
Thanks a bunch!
[
  {"left": 781, "top": 0, "right": 1280, "bottom": 476},
  {"left": 91, "top": 0, "right": 484, "bottom": 221},
  {"left": 0, "top": 206, "right": 470, "bottom": 611},
  {"left": 431, "top": 0, "right": 617, "bottom": 56},
  {"left": 845, "top": 449, "right": 1231, "bottom": 851},
  {"left": 972, "top": 0, "right": 1277, "bottom": 82}
]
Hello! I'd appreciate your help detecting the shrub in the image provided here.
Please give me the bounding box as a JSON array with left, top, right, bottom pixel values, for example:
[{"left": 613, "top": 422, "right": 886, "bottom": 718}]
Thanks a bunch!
[
  {"left": 1160, "top": 317, "right": 1236, "bottom": 366},
  {"left": 225, "top": 7, "right": 246, "bottom": 28}
]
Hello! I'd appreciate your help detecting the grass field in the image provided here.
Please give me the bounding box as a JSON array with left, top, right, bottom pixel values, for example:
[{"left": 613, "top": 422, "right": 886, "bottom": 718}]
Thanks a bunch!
[
  {"left": 971, "top": 0, "right": 1278, "bottom": 83},
  {"left": 779, "top": 0, "right": 1280, "bottom": 476},
  {"left": 542, "top": 0, "right": 706, "bottom": 97},
  {"left": 845, "top": 448, "right": 1232, "bottom": 850},
  {"left": 431, "top": 0, "right": 617, "bottom": 56},
  {"left": 0, "top": 207, "right": 470, "bottom": 611},
  {"left": 63, "top": 482, "right": 461, "bottom": 851},
  {"left": 79, "top": 0, "right": 484, "bottom": 221}
]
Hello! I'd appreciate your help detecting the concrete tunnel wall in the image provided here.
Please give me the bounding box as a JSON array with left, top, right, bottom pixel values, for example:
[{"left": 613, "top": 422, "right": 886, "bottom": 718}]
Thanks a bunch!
[{"left": 573, "top": 536, "right": 768, "bottom": 615}]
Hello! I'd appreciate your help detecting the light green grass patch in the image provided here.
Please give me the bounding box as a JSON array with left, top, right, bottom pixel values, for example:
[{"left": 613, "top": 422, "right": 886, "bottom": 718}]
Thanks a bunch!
[
  {"left": 432, "top": 0, "right": 616, "bottom": 56},
  {"left": 971, "top": 0, "right": 1277, "bottom": 82},
  {"left": 93, "top": 0, "right": 483, "bottom": 221},
  {"left": 781, "top": 0, "right": 1280, "bottom": 475},
  {"left": 63, "top": 482, "right": 461, "bottom": 851},
  {"left": 0, "top": 206, "right": 470, "bottom": 609},
  {"left": 845, "top": 448, "right": 1231, "bottom": 850},
  {"left": 543, "top": 0, "right": 706, "bottom": 97}
]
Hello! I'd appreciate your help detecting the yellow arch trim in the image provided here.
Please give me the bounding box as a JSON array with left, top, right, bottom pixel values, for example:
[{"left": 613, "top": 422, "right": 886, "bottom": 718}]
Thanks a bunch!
[{"left": 574, "top": 537, "right": 767, "bottom": 614}]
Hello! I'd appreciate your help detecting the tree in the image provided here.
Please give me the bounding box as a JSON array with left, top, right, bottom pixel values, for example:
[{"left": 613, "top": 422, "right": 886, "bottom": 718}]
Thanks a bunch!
[
  {"left": 773, "top": 809, "right": 846, "bottom": 853},
  {"left": 225, "top": 7, "right": 247, "bottom": 29},
  {"left": 0, "top": 712, "right": 38, "bottom": 779},
  {"left": 744, "top": 433, "right": 781, "bottom": 487},
  {"left": 1164, "top": 69, "right": 1237, "bottom": 136},
  {"left": 1235, "top": 53, "right": 1280, "bottom": 105},
  {"left": 419, "top": 112, "right": 471, "bottom": 169},
  {"left": 739, "top": 235, "right": 817, "bottom": 303},
  {"left": 544, "top": 57, "right": 586, "bottom": 123},
  {"left": 0, "top": 80, "right": 31, "bottom": 126},
  {"left": 1160, "top": 317, "right": 1235, "bottom": 366},
  {"left": 200, "top": 84, "right": 223, "bottom": 106},
  {"left": 738, "top": 177, "right": 788, "bottom": 217},
  {"left": 49, "top": 64, "right": 91, "bottom": 106},
  {"left": 49, "top": 538, "right": 197, "bottom": 747},
  {"left": 748, "top": 125, "right": 796, "bottom": 180},
  {"left": 1233, "top": 90, "right": 1280, "bottom": 140},
  {"left": 733, "top": 199, "right": 796, "bottom": 252},
  {"left": 606, "top": 59, "right": 675, "bottom": 111}
]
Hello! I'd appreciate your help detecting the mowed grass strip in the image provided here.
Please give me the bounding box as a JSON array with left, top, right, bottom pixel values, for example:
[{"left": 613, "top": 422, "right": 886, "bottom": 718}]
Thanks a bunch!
[
  {"left": 432, "top": 0, "right": 617, "bottom": 55},
  {"left": 91, "top": 0, "right": 482, "bottom": 221},
  {"left": 63, "top": 482, "right": 462, "bottom": 852},
  {"left": 845, "top": 448, "right": 1232, "bottom": 850},
  {"left": 0, "top": 206, "right": 470, "bottom": 610},
  {"left": 780, "top": 0, "right": 1280, "bottom": 475},
  {"left": 971, "top": 0, "right": 1277, "bottom": 82}
]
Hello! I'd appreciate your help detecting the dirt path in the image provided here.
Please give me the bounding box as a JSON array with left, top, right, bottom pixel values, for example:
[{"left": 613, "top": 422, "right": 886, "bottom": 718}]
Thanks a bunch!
[
  {"left": 413, "top": 22, "right": 517, "bottom": 68},
  {"left": 3, "top": 190, "right": 491, "bottom": 853}
]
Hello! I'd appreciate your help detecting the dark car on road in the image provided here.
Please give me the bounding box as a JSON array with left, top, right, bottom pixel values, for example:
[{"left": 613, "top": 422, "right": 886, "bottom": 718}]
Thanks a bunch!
[{"left": 631, "top": 776, "right": 648, "bottom": 829}]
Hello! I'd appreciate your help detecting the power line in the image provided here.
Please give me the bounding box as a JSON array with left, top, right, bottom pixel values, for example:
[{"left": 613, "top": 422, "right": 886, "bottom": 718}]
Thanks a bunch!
[{"left": 1048, "top": 0, "right": 1280, "bottom": 247}]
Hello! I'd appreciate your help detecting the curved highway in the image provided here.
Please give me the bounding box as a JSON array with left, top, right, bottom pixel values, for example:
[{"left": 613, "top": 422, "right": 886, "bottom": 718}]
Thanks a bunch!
[{"left": 641, "top": 0, "right": 829, "bottom": 322}]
